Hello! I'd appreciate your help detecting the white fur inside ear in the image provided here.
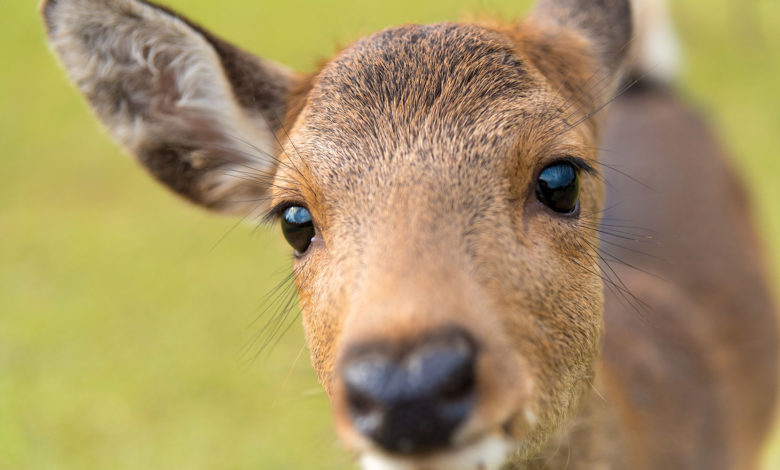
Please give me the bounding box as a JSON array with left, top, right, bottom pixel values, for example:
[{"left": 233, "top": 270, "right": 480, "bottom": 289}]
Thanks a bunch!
[
  {"left": 630, "top": 0, "right": 681, "bottom": 83},
  {"left": 45, "top": 0, "right": 277, "bottom": 207},
  {"left": 360, "top": 437, "right": 511, "bottom": 470}
]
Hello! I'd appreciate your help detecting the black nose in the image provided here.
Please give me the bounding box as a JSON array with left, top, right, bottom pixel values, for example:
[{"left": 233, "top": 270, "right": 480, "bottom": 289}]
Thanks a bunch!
[{"left": 341, "top": 327, "right": 477, "bottom": 455}]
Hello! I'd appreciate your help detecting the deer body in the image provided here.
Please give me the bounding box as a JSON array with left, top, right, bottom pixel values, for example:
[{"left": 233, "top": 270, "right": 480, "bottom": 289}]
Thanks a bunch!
[
  {"left": 596, "top": 86, "right": 779, "bottom": 470},
  {"left": 41, "top": 0, "right": 778, "bottom": 469}
]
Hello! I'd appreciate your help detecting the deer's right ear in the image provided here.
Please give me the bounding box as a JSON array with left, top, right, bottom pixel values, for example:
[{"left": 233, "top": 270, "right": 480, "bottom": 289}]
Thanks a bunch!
[
  {"left": 41, "top": 0, "right": 302, "bottom": 214},
  {"left": 531, "top": 0, "right": 632, "bottom": 76}
]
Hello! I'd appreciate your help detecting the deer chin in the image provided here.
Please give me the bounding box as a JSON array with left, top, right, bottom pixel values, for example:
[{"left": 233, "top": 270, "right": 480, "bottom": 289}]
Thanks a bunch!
[{"left": 359, "top": 436, "right": 512, "bottom": 470}]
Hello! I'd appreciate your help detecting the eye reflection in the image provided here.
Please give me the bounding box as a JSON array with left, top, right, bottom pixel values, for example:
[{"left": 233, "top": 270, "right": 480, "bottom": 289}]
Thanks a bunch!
[{"left": 281, "top": 206, "right": 315, "bottom": 254}]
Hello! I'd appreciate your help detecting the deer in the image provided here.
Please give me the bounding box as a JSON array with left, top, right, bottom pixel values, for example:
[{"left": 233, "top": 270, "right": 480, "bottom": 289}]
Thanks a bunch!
[{"left": 40, "top": 0, "right": 779, "bottom": 468}]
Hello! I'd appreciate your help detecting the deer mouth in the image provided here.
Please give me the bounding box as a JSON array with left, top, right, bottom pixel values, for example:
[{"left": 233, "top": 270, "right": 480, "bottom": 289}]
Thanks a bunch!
[{"left": 359, "top": 434, "right": 512, "bottom": 470}]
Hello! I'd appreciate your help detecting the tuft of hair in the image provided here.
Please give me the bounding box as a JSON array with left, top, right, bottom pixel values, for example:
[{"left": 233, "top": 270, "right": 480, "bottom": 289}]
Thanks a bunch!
[{"left": 628, "top": 0, "right": 681, "bottom": 84}]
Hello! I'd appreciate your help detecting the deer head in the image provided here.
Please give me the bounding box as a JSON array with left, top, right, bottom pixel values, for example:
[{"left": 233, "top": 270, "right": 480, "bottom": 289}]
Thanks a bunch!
[{"left": 42, "top": 0, "right": 632, "bottom": 468}]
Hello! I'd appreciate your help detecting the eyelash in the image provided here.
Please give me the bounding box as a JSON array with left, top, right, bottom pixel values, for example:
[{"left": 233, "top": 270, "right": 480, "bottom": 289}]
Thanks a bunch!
[
  {"left": 263, "top": 201, "right": 308, "bottom": 225},
  {"left": 552, "top": 156, "right": 598, "bottom": 176}
]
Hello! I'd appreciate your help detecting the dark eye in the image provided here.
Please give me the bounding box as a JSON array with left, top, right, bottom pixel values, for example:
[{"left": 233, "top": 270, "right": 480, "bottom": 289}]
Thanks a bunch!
[
  {"left": 536, "top": 161, "right": 580, "bottom": 214},
  {"left": 281, "top": 206, "right": 315, "bottom": 255}
]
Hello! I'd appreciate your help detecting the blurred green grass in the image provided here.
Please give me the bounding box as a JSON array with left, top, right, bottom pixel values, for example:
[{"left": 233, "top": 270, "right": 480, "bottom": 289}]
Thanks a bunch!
[{"left": 1, "top": 0, "right": 778, "bottom": 468}]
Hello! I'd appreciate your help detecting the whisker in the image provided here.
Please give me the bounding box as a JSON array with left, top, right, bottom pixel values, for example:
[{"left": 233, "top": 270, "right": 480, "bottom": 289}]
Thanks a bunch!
[{"left": 271, "top": 341, "right": 308, "bottom": 409}]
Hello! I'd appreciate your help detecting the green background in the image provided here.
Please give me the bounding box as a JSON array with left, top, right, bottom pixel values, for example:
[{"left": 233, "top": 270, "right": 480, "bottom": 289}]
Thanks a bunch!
[{"left": 1, "top": 0, "right": 779, "bottom": 468}]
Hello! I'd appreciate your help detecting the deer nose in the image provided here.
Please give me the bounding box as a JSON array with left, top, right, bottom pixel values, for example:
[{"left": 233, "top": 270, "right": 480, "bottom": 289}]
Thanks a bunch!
[{"left": 341, "top": 328, "right": 477, "bottom": 455}]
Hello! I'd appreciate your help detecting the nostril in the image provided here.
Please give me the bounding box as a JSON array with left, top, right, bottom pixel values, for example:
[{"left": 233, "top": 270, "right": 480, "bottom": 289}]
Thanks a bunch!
[
  {"left": 407, "top": 332, "right": 476, "bottom": 402},
  {"left": 346, "top": 388, "right": 386, "bottom": 439},
  {"left": 347, "top": 388, "right": 376, "bottom": 416},
  {"left": 437, "top": 355, "right": 476, "bottom": 402}
]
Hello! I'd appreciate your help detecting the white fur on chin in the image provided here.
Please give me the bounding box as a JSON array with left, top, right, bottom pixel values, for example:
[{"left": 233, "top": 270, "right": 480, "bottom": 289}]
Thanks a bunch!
[{"left": 360, "top": 437, "right": 511, "bottom": 470}]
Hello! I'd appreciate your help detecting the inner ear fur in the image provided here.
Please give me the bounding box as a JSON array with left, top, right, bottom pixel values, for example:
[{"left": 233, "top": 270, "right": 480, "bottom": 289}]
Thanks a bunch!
[
  {"left": 533, "top": 0, "right": 632, "bottom": 74},
  {"left": 41, "top": 0, "right": 301, "bottom": 214},
  {"left": 521, "top": 0, "right": 633, "bottom": 110}
]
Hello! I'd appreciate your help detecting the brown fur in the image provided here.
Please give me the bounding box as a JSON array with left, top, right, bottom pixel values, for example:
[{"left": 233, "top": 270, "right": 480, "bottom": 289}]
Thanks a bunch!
[{"left": 40, "top": 0, "right": 778, "bottom": 469}]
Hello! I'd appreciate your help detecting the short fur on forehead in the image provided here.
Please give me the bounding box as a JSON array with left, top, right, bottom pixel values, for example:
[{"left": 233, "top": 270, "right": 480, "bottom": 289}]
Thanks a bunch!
[{"left": 306, "top": 24, "right": 537, "bottom": 152}]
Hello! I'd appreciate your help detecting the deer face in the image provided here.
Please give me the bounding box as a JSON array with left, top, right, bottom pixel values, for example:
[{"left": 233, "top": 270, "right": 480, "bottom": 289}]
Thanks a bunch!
[
  {"left": 42, "top": 0, "right": 631, "bottom": 468},
  {"left": 277, "top": 23, "right": 609, "bottom": 467}
]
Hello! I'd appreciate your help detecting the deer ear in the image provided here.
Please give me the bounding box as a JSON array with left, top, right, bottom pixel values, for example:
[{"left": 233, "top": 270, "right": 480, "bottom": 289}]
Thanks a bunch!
[
  {"left": 41, "top": 0, "right": 300, "bottom": 214},
  {"left": 531, "top": 0, "right": 633, "bottom": 79}
]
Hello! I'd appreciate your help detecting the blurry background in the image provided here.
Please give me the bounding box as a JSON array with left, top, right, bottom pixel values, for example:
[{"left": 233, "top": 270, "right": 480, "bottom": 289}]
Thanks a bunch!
[{"left": 1, "top": 0, "right": 779, "bottom": 468}]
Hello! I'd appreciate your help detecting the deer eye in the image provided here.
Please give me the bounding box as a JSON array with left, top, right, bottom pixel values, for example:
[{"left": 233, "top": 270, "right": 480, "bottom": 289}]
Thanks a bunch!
[
  {"left": 536, "top": 161, "right": 580, "bottom": 215},
  {"left": 281, "top": 206, "right": 315, "bottom": 255}
]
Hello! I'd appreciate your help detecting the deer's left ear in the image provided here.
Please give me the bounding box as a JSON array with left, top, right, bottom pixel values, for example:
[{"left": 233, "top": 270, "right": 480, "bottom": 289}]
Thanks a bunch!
[{"left": 41, "top": 0, "right": 302, "bottom": 214}]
